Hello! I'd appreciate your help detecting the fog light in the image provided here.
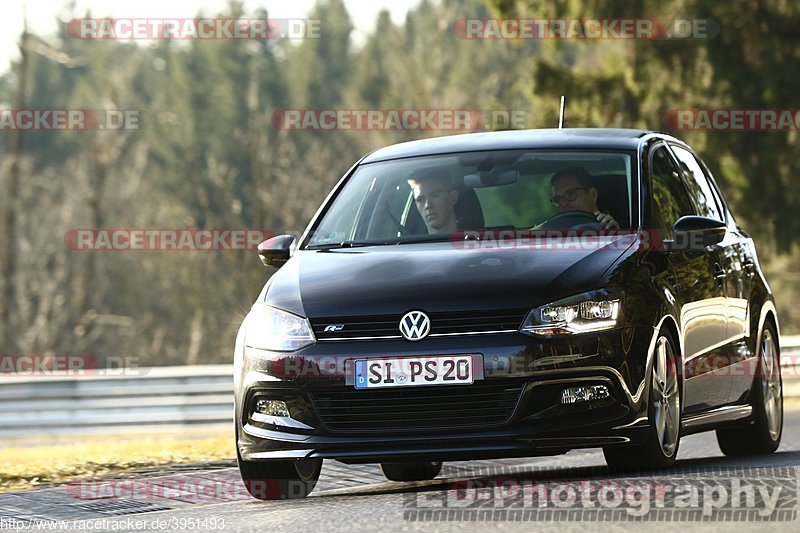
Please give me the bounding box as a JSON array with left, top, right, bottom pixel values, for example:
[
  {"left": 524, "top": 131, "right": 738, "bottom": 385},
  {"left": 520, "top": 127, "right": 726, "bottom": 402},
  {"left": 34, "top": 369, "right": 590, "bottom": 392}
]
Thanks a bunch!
[
  {"left": 561, "top": 385, "right": 610, "bottom": 404},
  {"left": 255, "top": 399, "right": 290, "bottom": 417}
]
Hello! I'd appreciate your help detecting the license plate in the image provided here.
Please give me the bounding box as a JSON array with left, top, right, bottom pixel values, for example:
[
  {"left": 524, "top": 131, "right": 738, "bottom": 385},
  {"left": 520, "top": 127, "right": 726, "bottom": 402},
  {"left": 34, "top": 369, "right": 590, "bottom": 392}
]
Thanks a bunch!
[{"left": 354, "top": 356, "right": 474, "bottom": 389}]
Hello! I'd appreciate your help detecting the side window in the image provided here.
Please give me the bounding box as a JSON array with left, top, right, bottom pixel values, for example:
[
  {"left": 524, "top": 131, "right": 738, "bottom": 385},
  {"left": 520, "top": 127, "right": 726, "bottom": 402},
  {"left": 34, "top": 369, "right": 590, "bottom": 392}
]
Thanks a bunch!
[
  {"left": 670, "top": 145, "right": 723, "bottom": 221},
  {"left": 650, "top": 146, "right": 695, "bottom": 238},
  {"left": 364, "top": 178, "right": 414, "bottom": 239},
  {"left": 313, "top": 178, "right": 370, "bottom": 244},
  {"left": 696, "top": 157, "right": 733, "bottom": 226}
]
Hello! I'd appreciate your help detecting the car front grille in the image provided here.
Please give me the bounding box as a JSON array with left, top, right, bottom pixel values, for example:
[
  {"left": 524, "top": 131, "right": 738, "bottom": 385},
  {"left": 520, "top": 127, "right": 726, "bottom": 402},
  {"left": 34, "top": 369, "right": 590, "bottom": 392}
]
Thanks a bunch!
[
  {"left": 311, "top": 309, "right": 528, "bottom": 340},
  {"left": 310, "top": 382, "right": 524, "bottom": 433}
]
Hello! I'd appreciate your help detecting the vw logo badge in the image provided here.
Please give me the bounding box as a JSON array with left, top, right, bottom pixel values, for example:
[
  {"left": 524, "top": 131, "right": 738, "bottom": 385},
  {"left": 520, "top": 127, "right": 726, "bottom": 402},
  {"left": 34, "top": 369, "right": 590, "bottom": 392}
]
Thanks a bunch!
[{"left": 399, "top": 310, "right": 431, "bottom": 341}]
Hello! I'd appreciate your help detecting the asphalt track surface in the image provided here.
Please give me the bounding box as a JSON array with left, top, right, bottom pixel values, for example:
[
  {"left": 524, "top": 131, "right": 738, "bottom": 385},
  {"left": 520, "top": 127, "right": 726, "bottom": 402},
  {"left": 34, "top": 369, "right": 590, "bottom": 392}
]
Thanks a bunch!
[{"left": 4, "top": 408, "right": 800, "bottom": 532}]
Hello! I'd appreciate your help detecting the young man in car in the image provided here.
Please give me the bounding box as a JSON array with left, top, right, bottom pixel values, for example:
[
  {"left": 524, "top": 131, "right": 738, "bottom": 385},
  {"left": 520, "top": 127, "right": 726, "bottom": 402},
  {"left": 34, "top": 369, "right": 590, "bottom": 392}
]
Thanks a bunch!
[
  {"left": 548, "top": 166, "right": 620, "bottom": 229},
  {"left": 408, "top": 170, "right": 460, "bottom": 234}
]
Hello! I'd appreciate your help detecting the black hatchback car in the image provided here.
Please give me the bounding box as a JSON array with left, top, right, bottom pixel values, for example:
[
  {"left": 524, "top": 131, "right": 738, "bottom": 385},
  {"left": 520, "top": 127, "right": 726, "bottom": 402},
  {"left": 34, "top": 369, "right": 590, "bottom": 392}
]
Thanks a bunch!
[{"left": 234, "top": 128, "right": 782, "bottom": 499}]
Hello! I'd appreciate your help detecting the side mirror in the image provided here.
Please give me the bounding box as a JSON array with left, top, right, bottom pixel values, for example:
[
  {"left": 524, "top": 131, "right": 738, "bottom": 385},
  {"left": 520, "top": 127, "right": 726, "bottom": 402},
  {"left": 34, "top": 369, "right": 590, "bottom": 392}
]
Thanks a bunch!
[
  {"left": 666, "top": 216, "right": 726, "bottom": 251},
  {"left": 257, "top": 234, "right": 295, "bottom": 267}
]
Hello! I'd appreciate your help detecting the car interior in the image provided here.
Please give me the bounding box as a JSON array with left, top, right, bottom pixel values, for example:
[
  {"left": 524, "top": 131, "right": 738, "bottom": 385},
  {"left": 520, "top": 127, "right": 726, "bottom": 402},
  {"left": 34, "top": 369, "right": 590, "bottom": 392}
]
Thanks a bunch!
[
  {"left": 398, "top": 172, "right": 631, "bottom": 234},
  {"left": 347, "top": 151, "right": 634, "bottom": 242}
]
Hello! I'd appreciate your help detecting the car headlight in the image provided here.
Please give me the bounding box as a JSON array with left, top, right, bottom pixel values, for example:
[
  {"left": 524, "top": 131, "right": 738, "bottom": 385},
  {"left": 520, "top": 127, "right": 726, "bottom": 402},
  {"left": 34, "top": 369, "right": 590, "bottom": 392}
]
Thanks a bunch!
[
  {"left": 244, "top": 304, "right": 316, "bottom": 352},
  {"left": 520, "top": 289, "right": 622, "bottom": 336}
]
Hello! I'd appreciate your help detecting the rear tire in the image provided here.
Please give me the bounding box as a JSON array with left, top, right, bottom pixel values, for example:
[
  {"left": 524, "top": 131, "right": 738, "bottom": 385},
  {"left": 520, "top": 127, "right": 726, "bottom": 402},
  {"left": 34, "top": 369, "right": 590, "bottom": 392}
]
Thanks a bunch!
[
  {"left": 380, "top": 461, "right": 442, "bottom": 481},
  {"left": 717, "top": 322, "right": 782, "bottom": 456},
  {"left": 237, "top": 450, "right": 322, "bottom": 500},
  {"left": 604, "top": 331, "right": 681, "bottom": 470}
]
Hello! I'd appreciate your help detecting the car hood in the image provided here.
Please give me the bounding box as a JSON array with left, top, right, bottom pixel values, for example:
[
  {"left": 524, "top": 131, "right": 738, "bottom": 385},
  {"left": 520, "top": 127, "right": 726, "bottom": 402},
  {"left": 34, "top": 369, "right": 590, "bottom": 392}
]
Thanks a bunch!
[{"left": 264, "top": 235, "right": 636, "bottom": 318}]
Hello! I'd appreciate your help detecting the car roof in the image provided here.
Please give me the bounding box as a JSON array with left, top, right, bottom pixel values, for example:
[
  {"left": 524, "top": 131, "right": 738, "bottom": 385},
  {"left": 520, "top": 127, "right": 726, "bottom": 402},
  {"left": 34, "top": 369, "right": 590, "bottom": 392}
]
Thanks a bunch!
[{"left": 361, "top": 128, "right": 670, "bottom": 164}]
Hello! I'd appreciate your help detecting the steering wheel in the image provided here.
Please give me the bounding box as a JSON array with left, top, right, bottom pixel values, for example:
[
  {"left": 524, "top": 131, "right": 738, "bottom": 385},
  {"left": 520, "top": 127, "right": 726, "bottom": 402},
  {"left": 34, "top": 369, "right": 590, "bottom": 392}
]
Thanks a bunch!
[{"left": 537, "top": 210, "right": 604, "bottom": 230}]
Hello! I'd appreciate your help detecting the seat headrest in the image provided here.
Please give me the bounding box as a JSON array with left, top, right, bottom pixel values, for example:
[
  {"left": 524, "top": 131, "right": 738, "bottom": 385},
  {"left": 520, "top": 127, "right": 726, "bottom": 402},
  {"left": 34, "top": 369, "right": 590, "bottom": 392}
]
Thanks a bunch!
[
  {"left": 592, "top": 174, "right": 630, "bottom": 229},
  {"left": 454, "top": 187, "right": 484, "bottom": 229}
]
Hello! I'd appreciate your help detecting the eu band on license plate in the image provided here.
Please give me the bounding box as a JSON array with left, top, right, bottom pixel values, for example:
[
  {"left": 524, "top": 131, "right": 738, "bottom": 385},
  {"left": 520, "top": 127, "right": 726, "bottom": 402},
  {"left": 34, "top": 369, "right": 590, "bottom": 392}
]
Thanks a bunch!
[{"left": 354, "top": 355, "right": 474, "bottom": 389}]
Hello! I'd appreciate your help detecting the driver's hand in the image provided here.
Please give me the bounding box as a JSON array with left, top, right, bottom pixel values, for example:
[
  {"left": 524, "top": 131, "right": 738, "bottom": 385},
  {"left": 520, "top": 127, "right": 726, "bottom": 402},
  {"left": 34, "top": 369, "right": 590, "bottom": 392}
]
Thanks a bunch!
[{"left": 594, "top": 211, "right": 619, "bottom": 230}]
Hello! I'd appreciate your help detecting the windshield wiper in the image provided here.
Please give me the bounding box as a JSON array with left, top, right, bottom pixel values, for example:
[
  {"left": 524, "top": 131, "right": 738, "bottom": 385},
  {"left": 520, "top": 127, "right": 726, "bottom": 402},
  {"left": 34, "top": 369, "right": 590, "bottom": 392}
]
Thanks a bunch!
[
  {"left": 395, "top": 234, "right": 456, "bottom": 245},
  {"left": 307, "top": 234, "right": 457, "bottom": 250},
  {"left": 306, "top": 240, "right": 385, "bottom": 250}
]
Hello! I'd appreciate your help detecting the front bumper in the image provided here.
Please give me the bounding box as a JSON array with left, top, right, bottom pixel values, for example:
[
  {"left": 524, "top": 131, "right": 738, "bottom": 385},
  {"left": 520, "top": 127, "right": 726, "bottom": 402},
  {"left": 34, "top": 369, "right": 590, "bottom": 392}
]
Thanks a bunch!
[{"left": 235, "top": 325, "right": 656, "bottom": 463}]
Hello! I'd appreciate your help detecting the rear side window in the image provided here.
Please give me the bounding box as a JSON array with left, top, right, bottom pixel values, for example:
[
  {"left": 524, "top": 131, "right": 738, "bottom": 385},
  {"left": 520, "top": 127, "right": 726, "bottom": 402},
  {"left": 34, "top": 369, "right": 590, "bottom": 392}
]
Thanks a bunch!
[
  {"left": 670, "top": 145, "right": 723, "bottom": 222},
  {"left": 650, "top": 146, "right": 695, "bottom": 238}
]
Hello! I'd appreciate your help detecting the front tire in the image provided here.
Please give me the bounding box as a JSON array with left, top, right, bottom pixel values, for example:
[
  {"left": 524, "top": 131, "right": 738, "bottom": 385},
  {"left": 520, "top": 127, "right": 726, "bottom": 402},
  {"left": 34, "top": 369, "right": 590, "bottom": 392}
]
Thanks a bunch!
[
  {"left": 604, "top": 331, "right": 681, "bottom": 470},
  {"left": 237, "top": 450, "right": 322, "bottom": 500},
  {"left": 716, "top": 322, "right": 782, "bottom": 456},
  {"left": 380, "top": 461, "right": 442, "bottom": 481}
]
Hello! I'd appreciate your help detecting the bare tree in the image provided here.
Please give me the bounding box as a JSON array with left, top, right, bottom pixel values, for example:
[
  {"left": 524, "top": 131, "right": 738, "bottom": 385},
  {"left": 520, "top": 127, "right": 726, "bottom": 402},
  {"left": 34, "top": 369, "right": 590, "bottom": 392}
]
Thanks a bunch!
[{"left": 0, "top": 26, "right": 29, "bottom": 352}]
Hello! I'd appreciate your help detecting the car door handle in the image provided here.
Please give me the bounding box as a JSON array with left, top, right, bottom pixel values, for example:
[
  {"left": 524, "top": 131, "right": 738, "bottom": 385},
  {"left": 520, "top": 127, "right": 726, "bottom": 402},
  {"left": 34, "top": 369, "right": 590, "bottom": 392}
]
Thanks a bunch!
[{"left": 713, "top": 263, "right": 727, "bottom": 280}]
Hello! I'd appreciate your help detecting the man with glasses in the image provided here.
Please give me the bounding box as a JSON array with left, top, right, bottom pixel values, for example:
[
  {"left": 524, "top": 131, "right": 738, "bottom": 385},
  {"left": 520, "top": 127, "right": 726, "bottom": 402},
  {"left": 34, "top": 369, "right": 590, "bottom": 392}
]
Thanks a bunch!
[{"left": 547, "top": 166, "right": 619, "bottom": 229}]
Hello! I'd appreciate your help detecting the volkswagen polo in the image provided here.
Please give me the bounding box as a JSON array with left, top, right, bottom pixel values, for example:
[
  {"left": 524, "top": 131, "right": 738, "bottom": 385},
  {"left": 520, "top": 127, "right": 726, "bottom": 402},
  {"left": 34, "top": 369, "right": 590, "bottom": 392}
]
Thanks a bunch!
[{"left": 233, "top": 128, "right": 782, "bottom": 499}]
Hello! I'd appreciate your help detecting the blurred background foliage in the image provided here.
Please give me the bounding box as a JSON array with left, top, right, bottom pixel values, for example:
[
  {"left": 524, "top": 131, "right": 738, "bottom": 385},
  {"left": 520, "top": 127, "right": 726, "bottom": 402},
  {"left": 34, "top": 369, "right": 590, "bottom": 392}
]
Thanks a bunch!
[{"left": 0, "top": 0, "right": 798, "bottom": 365}]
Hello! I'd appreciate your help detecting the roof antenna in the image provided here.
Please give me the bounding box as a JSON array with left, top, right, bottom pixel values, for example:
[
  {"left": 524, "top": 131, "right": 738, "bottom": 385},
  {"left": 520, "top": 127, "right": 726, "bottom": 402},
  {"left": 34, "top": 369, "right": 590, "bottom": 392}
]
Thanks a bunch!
[{"left": 558, "top": 96, "right": 566, "bottom": 129}]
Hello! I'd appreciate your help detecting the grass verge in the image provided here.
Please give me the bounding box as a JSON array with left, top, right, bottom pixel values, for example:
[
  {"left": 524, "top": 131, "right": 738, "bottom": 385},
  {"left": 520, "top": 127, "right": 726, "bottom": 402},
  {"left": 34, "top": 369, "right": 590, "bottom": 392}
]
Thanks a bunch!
[{"left": 0, "top": 428, "right": 234, "bottom": 492}]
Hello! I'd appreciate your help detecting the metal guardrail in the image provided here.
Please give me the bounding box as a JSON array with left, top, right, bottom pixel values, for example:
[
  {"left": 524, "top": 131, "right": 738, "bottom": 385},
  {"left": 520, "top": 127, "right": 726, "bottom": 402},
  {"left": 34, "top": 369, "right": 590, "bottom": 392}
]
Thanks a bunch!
[
  {"left": 1, "top": 337, "right": 800, "bottom": 437},
  {"left": 779, "top": 335, "right": 800, "bottom": 398},
  {"left": 781, "top": 335, "right": 800, "bottom": 353},
  {"left": 0, "top": 365, "right": 233, "bottom": 437}
]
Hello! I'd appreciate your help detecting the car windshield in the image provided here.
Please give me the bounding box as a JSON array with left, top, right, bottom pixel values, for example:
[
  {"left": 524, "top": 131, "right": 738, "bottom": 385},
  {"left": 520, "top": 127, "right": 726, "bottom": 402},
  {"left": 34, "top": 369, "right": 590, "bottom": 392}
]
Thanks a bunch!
[{"left": 305, "top": 149, "right": 635, "bottom": 249}]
